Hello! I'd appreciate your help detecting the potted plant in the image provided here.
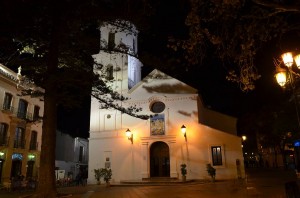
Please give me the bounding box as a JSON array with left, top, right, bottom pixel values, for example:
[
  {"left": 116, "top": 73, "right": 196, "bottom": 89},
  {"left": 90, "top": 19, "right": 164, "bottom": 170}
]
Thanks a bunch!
[
  {"left": 180, "top": 164, "right": 187, "bottom": 182},
  {"left": 94, "top": 169, "right": 102, "bottom": 185},
  {"left": 206, "top": 164, "right": 216, "bottom": 182},
  {"left": 100, "top": 168, "right": 112, "bottom": 187}
]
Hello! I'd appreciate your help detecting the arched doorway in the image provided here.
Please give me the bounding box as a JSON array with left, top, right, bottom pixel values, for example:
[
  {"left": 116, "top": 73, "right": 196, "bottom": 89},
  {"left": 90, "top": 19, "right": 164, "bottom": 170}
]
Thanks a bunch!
[
  {"left": 150, "top": 141, "right": 170, "bottom": 177},
  {"left": 11, "top": 153, "right": 23, "bottom": 178}
]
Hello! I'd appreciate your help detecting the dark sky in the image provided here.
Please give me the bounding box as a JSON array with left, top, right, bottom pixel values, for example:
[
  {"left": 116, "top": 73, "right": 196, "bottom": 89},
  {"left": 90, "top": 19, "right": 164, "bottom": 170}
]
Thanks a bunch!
[
  {"left": 57, "top": 0, "right": 287, "bottom": 138},
  {"left": 3, "top": 0, "right": 299, "bottom": 139}
]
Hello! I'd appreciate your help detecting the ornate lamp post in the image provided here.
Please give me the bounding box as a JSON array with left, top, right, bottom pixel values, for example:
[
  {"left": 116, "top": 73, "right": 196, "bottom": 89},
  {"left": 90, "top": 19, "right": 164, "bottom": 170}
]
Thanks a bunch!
[
  {"left": 275, "top": 52, "right": 300, "bottom": 87},
  {"left": 274, "top": 51, "right": 300, "bottom": 128},
  {"left": 274, "top": 51, "right": 300, "bottom": 171}
]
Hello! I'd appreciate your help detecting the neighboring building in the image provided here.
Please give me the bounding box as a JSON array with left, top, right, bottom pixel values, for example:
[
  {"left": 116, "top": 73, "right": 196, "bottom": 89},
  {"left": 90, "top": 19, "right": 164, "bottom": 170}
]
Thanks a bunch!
[
  {"left": 0, "top": 64, "right": 43, "bottom": 183},
  {"left": 55, "top": 130, "right": 88, "bottom": 180},
  {"left": 88, "top": 20, "right": 245, "bottom": 184}
]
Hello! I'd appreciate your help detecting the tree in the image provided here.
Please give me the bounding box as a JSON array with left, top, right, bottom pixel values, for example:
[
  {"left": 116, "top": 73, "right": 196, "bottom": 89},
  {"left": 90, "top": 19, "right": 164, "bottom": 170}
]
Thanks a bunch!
[
  {"left": 238, "top": 92, "right": 300, "bottom": 167},
  {"left": 0, "top": 0, "right": 154, "bottom": 197},
  {"left": 170, "top": 0, "right": 300, "bottom": 92}
]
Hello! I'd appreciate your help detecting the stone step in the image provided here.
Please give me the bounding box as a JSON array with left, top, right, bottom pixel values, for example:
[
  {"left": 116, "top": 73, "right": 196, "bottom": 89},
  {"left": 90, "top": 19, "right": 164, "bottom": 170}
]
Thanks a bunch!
[{"left": 119, "top": 178, "right": 196, "bottom": 185}]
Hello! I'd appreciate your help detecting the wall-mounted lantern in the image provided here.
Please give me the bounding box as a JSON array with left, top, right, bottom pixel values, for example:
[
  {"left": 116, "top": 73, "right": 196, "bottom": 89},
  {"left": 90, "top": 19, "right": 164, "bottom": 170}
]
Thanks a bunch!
[
  {"left": 125, "top": 129, "right": 133, "bottom": 144},
  {"left": 28, "top": 154, "right": 35, "bottom": 161},
  {"left": 181, "top": 125, "right": 187, "bottom": 142},
  {"left": 0, "top": 151, "right": 5, "bottom": 160}
]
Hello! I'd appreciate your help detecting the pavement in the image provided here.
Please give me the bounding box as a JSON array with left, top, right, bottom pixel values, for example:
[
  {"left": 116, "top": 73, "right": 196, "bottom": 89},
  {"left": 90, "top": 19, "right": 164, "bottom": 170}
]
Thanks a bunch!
[{"left": 0, "top": 168, "right": 299, "bottom": 198}]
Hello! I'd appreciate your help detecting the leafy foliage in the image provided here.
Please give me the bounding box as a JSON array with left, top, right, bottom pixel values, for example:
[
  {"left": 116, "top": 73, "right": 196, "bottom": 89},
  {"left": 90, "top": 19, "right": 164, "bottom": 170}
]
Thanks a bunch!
[
  {"left": 169, "top": 0, "right": 300, "bottom": 92},
  {"left": 94, "top": 169, "right": 102, "bottom": 182},
  {"left": 206, "top": 164, "right": 216, "bottom": 179},
  {"left": 0, "top": 0, "right": 153, "bottom": 197},
  {"left": 180, "top": 163, "right": 187, "bottom": 176}
]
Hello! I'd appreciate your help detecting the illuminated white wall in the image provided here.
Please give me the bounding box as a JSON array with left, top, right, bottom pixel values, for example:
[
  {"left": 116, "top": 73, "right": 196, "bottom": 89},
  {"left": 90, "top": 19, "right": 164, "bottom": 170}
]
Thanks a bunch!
[{"left": 88, "top": 21, "right": 245, "bottom": 184}]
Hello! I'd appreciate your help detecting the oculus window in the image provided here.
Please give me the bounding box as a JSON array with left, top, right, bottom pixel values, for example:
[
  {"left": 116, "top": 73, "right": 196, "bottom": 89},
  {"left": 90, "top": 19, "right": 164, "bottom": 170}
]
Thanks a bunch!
[{"left": 150, "top": 101, "right": 165, "bottom": 113}]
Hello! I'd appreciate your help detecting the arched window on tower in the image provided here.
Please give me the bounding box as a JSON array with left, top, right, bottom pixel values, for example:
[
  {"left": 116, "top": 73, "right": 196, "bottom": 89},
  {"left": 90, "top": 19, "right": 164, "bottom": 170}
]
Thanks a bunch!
[
  {"left": 108, "top": 32, "right": 115, "bottom": 50},
  {"left": 106, "top": 64, "right": 113, "bottom": 80},
  {"left": 133, "top": 38, "right": 135, "bottom": 54}
]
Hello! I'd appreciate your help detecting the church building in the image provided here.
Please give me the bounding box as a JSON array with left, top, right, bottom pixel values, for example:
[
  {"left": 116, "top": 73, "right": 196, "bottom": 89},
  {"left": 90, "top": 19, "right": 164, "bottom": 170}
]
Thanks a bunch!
[{"left": 88, "top": 20, "right": 245, "bottom": 184}]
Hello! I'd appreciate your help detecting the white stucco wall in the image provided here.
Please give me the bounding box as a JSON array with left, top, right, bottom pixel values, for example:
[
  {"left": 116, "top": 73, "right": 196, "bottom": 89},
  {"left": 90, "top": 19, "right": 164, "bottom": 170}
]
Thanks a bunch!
[
  {"left": 88, "top": 71, "right": 245, "bottom": 183},
  {"left": 88, "top": 21, "right": 244, "bottom": 184}
]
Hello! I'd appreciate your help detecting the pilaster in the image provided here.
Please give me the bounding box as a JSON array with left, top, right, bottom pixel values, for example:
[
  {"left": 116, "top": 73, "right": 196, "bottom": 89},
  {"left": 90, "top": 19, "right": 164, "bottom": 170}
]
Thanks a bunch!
[{"left": 141, "top": 142, "right": 149, "bottom": 179}]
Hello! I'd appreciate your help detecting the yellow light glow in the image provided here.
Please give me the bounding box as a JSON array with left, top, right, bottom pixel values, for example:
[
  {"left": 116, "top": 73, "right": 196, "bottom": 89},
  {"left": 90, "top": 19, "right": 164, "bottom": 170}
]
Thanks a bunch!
[
  {"left": 242, "top": 135, "right": 247, "bottom": 141},
  {"left": 281, "top": 52, "right": 294, "bottom": 67},
  {"left": 294, "top": 54, "right": 300, "bottom": 68},
  {"left": 0, "top": 152, "right": 4, "bottom": 156},
  {"left": 275, "top": 71, "right": 287, "bottom": 87},
  {"left": 181, "top": 125, "right": 186, "bottom": 134},
  {"left": 125, "top": 129, "right": 132, "bottom": 138},
  {"left": 28, "top": 154, "right": 35, "bottom": 160}
]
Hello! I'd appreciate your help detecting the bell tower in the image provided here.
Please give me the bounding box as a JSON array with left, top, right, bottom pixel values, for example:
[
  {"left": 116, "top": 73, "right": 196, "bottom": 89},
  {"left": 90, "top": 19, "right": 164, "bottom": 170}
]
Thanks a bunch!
[{"left": 92, "top": 20, "right": 143, "bottom": 93}]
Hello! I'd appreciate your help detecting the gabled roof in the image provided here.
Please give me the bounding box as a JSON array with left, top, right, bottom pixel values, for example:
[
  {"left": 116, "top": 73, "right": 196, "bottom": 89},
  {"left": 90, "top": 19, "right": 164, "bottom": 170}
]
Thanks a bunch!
[{"left": 129, "top": 69, "right": 198, "bottom": 95}]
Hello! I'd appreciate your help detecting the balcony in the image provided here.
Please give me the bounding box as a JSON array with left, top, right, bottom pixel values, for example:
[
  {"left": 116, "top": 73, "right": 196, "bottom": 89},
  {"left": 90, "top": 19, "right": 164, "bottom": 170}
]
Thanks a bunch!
[
  {"left": 0, "top": 136, "right": 9, "bottom": 147},
  {"left": 29, "top": 142, "right": 38, "bottom": 150},
  {"left": 14, "top": 139, "right": 26, "bottom": 149},
  {"left": 1, "top": 103, "right": 14, "bottom": 114},
  {"left": 17, "top": 111, "right": 33, "bottom": 121}
]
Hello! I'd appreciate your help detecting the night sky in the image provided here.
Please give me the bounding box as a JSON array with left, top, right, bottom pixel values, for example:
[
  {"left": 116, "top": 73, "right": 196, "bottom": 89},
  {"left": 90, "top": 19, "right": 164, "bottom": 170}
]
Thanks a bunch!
[
  {"left": 57, "top": 1, "right": 292, "bottom": 139},
  {"left": 2, "top": 1, "right": 299, "bottom": 140}
]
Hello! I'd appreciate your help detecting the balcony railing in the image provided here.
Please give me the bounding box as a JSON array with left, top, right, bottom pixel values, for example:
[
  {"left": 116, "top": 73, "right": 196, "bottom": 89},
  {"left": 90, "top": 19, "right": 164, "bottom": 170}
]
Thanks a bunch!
[
  {"left": 1, "top": 104, "right": 14, "bottom": 113},
  {"left": 2, "top": 103, "right": 37, "bottom": 122},
  {"left": 17, "top": 111, "right": 33, "bottom": 121},
  {"left": 0, "top": 136, "right": 9, "bottom": 147},
  {"left": 29, "top": 142, "right": 38, "bottom": 150},
  {"left": 14, "top": 139, "right": 26, "bottom": 149}
]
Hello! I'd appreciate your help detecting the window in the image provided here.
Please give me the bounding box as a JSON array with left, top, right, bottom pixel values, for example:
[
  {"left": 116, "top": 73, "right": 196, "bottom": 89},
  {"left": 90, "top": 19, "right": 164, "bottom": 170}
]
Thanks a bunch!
[
  {"left": 108, "top": 32, "right": 115, "bottom": 50},
  {"left": 0, "top": 123, "right": 8, "bottom": 146},
  {"left": 30, "top": 131, "right": 38, "bottom": 150},
  {"left": 17, "top": 99, "right": 28, "bottom": 119},
  {"left": 132, "top": 38, "right": 135, "bottom": 53},
  {"left": 106, "top": 65, "right": 113, "bottom": 80},
  {"left": 33, "top": 105, "right": 40, "bottom": 121},
  {"left": 211, "top": 146, "right": 223, "bottom": 166},
  {"left": 150, "top": 101, "right": 165, "bottom": 113},
  {"left": 14, "top": 127, "right": 25, "bottom": 149},
  {"left": 3, "top": 93, "right": 12, "bottom": 111},
  {"left": 128, "top": 64, "right": 136, "bottom": 89},
  {"left": 79, "top": 146, "right": 84, "bottom": 162}
]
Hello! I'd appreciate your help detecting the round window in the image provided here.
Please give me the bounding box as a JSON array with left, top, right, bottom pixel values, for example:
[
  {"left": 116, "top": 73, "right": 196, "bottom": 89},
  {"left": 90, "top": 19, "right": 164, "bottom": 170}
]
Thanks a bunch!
[{"left": 150, "top": 101, "right": 165, "bottom": 113}]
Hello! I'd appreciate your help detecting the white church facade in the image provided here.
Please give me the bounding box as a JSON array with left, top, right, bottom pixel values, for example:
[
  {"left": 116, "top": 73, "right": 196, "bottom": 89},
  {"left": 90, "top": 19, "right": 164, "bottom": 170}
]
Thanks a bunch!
[{"left": 88, "top": 20, "right": 245, "bottom": 184}]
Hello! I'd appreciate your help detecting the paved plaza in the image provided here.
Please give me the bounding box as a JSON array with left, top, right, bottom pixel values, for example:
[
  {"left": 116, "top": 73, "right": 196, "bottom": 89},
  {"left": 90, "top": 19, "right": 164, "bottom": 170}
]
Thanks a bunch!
[{"left": 1, "top": 168, "right": 299, "bottom": 198}]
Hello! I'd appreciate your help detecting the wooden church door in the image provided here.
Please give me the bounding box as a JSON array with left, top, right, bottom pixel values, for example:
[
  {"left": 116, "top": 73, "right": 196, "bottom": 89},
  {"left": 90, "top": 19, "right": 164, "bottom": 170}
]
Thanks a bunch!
[{"left": 150, "top": 141, "right": 170, "bottom": 177}]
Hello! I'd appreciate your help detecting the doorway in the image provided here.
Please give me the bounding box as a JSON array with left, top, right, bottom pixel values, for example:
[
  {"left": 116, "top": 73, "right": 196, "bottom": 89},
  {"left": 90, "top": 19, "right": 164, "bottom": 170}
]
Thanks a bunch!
[
  {"left": 150, "top": 141, "right": 170, "bottom": 177},
  {"left": 0, "top": 160, "right": 4, "bottom": 182},
  {"left": 26, "top": 161, "right": 35, "bottom": 178},
  {"left": 11, "top": 159, "right": 22, "bottom": 178}
]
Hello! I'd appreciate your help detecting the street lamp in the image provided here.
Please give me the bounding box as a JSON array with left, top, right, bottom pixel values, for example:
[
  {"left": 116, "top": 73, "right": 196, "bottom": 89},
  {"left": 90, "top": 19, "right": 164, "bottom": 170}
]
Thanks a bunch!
[
  {"left": 275, "top": 52, "right": 300, "bottom": 88},
  {"left": 125, "top": 128, "right": 133, "bottom": 144},
  {"left": 274, "top": 51, "right": 300, "bottom": 129},
  {"left": 0, "top": 151, "right": 4, "bottom": 160},
  {"left": 274, "top": 51, "right": 300, "bottom": 171},
  {"left": 181, "top": 125, "right": 187, "bottom": 142},
  {"left": 242, "top": 135, "right": 247, "bottom": 142}
]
